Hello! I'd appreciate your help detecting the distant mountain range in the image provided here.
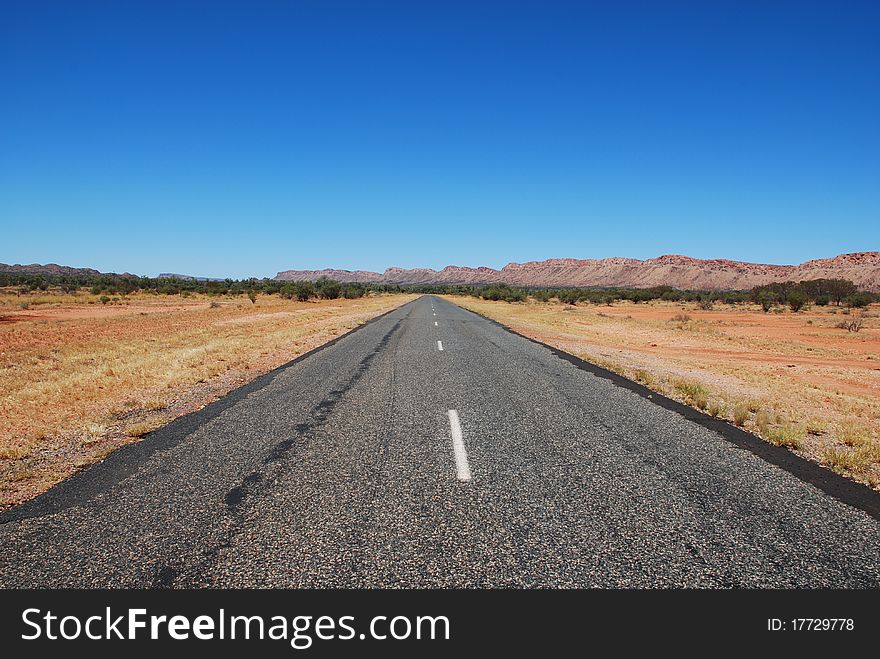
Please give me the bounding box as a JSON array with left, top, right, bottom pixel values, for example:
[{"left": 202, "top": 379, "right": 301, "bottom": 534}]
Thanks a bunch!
[
  {"left": 277, "top": 252, "right": 880, "bottom": 291},
  {"left": 3, "top": 252, "right": 878, "bottom": 291},
  {"left": 0, "top": 263, "right": 103, "bottom": 277}
]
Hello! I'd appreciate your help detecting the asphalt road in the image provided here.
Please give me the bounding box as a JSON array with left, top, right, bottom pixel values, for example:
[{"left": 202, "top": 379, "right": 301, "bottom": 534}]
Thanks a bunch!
[{"left": 2, "top": 296, "right": 879, "bottom": 587}]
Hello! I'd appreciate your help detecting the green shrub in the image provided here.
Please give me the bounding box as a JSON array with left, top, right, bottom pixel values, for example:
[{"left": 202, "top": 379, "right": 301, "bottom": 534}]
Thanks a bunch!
[
  {"left": 757, "top": 290, "right": 776, "bottom": 312},
  {"left": 846, "top": 292, "right": 872, "bottom": 308},
  {"left": 787, "top": 290, "right": 807, "bottom": 312},
  {"left": 316, "top": 276, "right": 341, "bottom": 300}
]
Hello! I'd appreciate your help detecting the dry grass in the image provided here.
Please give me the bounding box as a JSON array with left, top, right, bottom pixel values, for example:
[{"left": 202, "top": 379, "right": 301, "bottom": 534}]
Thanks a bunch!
[
  {"left": 446, "top": 295, "right": 880, "bottom": 488},
  {"left": 732, "top": 403, "right": 749, "bottom": 427},
  {"left": 0, "top": 291, "right": 415, "bottom": 508}
]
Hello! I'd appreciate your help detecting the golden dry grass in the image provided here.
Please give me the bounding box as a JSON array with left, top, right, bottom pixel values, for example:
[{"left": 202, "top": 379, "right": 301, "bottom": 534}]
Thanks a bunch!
[
  {"left": 446, "top": 296, "right": 880, "bottom": 488},
  {"left": 0, "top": 291, "right": 415, "bottom": 508}
]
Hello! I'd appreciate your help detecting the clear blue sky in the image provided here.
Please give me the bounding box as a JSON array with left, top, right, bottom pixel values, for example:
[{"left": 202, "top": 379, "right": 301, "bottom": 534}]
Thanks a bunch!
[{"left": 2, "top": 1, "right": 878, "bottom": 278}]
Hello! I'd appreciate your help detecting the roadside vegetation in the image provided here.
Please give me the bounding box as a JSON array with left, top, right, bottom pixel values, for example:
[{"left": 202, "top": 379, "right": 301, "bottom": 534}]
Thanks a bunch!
[{"left": 2, "top": 272, "right": 874, "bottom": 311}]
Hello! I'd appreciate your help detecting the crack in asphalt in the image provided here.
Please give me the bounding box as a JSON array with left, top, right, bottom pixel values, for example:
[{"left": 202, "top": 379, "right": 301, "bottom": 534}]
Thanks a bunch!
[{"left": 152, "top": 316, "right": 406, "bottom": 587}]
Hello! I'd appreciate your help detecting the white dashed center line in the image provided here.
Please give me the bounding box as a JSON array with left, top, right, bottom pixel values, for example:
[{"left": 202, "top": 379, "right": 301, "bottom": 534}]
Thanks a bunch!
[
  {"left": 447, "top": 410, "right": 472, "bottom": 482},
  {"left": 437, "top": 340, "right": 444, "bottom": 351}
]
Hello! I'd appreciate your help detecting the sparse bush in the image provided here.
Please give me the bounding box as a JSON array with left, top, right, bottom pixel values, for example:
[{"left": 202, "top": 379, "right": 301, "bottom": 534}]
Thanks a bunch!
[
  {"left": 633, "top": 369, "right": 654, "bottom": 387},
  {"left": 669, "top": 313, "right": 692, "bottom": 323},
  {"left": 845, "top": 292, "right": 871, "bottom": 309},
  {"left": 805, "top": 418, "right": 828, "bottom": 436},
  {"left": 708, "top": 401, "right": 727, "bottom": 418},
  {"left": 316, "top": 276, "right": 342, "bottom": 300},
  {"left": 19, "top": 302, "right": 29, "bottom": 310},
  {"left": 125, "top": 421, "right": 160, "bottom": 438},
  {"left": 755, "top": 410, "right": 771, "bottom": 436},
  {"left": 838, "top": 421, "right": 872, "bottom": 447},
  {"left": 294, "top": 280, "right": 315, "bottom": 301},
  {"left": 673, "top": 379, "right": 709, "bottom": 409},
  {"left": 837, "top": 314, "right": 864, "bottom": 332},
  {"left": 209, "top": 301, "right": 221, "bottom": 308},
  {"left": 732, "top": 403, "right": 749, "bottom": 427},
  {"left": 247, "top": 291, "right": 257, "bottom": 304},
  {"left": 99, "top": 295, "right": 111, "bottom": 305},
  {"left": 757, "top": 290, "right": 776, "bottom": 312},
  {"left": 821, "top": 446, "right": 866, "bottom": 474},
  {"left": 766, "top": 424, "right": 805, "bottom": 449},
  {"left": 787, "top": 290, "right": 807, "bottom": 312},
  {"left": 815, "top": 295, "right": 830, "bottom": 306},
  {"left": 697, "top": 296, "right": 714, "bottom": 310}
]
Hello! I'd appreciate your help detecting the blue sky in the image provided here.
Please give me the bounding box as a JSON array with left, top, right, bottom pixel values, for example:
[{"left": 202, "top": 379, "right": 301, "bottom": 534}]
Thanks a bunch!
[{"left": 2, "top": 1, "right": 878, "bottom": 278}]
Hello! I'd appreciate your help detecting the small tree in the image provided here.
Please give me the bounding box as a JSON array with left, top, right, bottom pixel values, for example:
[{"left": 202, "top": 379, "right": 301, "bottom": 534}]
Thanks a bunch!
[
  {"left": 247, "top": 290, "right": 257, "bottom": 304},
  {"left": 757, "top": 290, "right": 776, "bottom": 313},
  {"left": 315, "top": 276, "right": 341, "bottom": 300},
  {"left": 845, "top": 292, "right": 871, "bottom": 309},
  {"left": 787, "top": 290, "right": 807, "bottom": 312},
  {"left": 827, "top": 279, "right": 857, "bottom": 306},
  {"left": 293, "top": 280, "right": 315, "bottom": 302}
]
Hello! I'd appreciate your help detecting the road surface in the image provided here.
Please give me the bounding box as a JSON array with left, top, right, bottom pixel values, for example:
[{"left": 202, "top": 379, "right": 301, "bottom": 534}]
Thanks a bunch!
[{"left": 1, "top": 296, "right": 879, "bottom": 587}]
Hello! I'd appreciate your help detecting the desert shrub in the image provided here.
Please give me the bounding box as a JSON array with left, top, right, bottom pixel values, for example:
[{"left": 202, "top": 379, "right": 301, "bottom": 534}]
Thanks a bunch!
[
  {"left": 673, "top": 379, "right": 709, "bottom": 409},
  {"left": 209, "top": 301, "right": 221, "bottom": 308},
  {"left": 531, "top": 290, "right": 552, "bottom": 303},
  {"left": 247, "top": 291, "right": 257, "bottom": 304},
  {"left": 837, "top": 421, "right": 872, "bottom": 447},
  {"left": 99, "top": 295, "right": 111, "bottom": 305},
  {"left": 669, "top": 313, "right": 692, "bottom": 323},
  {"left": 294, "top": 280, "right": 316, "bottom": 301},
  {"left": 766, "top": 424, "right": 805, "bottom": 449},
  {"left": 342, "top": 285, "right": 366, "bottom": 299},
  {"left": 814, "top": 295, "right": 829, "bottom": 306},
  {"left": 722, "top": 292, "right": 749, "bottom": 305},
  {"left": 787, "top": 290, "right": 807, "bottom": 312},
  {"left": 757, "top": 290, "right": 776, "bottom": 312},
  {"left": 805, "top": 418, "right": 828, "bottom": 435},
  {"left": 821, "top": 446, "right": 868, "bottom": 474},
  {"left": 316, "top": 276, "right": 341, "bottom": 300},
  {"left": 19, "top": 302, "right": 29, "bottom": 310},
  {"left": 632, "top": 369, "right": 654, "bottom": 387},
  {"left": 846, "top": 292, "right": 872, "bottom": 308},
  {"left": 732, "top": 403, "right": 749, "bottom": 426},
  {"left": 697, "top": 296, "right": 714, "bottom": 310},
  {"left": 708, "top": 401, "right": 727, "bottom": 418},
  {"left": 836, "top": 314, "right": 864, "bottom": 332},
  {"left": 755, "top": 410, "right": 771, "bottom": 435}
]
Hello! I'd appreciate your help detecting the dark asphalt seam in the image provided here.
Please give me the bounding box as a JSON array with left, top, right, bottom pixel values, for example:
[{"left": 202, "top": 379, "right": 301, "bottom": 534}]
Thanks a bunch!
[
  {"left": 156, "top": 315, "right": 408, "bottom": 587},
  {"left": 453, "top": 303, "right": 880, "bottom": 522},
  {"left": 0, "top": 299, "right": 416, "bottom": 524},
  {"left": 222, "top": 316, "right": 404, "bottom": 517}
]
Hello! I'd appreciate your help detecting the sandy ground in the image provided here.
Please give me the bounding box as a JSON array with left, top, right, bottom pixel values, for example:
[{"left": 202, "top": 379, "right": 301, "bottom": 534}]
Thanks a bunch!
[
  {"left": 446, "top": 296, "right": 880, "bottom": 489},
  {"left": 0, "top": 291, "right": 415, "bottom": 508}
]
